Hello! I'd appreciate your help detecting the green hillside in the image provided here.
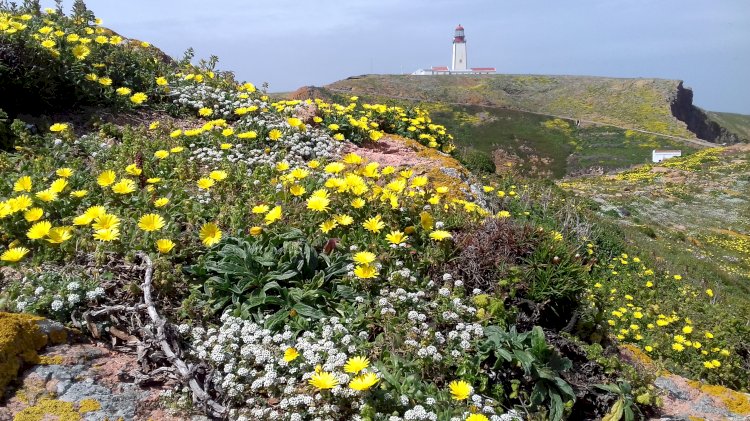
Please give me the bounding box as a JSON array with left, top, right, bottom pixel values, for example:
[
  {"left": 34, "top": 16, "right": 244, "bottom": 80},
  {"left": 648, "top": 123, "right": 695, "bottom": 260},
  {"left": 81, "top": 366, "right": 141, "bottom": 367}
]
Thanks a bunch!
[
  {"left": 425, "top": 103, "right": 696, "bottom": 178},
  {"left": 327, "top": 74, "right": 698, "bottom": 138},
  {"left": 707, "top": 111, "right": 750, "bottom": 141},
  {"left": 560, "top": 145, "right": 750, "bottom": 299},
  {"left": 301, "top": 87, "right": 698, "bottom": 178}
]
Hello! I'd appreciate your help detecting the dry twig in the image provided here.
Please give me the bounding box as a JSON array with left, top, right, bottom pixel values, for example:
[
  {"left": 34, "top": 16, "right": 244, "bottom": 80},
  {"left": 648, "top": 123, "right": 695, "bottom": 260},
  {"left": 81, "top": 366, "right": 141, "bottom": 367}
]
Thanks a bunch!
[{"left": 137, "top": 252, "right": 227, "bottom": 418}]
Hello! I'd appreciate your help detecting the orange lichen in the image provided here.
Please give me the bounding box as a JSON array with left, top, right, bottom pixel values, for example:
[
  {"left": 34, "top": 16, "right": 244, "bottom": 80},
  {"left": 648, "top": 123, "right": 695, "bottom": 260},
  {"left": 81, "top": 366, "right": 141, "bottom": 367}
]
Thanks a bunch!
[
  {"left": 15, "top": 390, "right": 29, "bottom": 405},
  {"left": 78, "top": 398, "right": 101, "bottom": 413},
  {"left": 687, "top": 380, "right": 750, "bottom": 415},
  {"left": 38, "top": 355, "right": 64, "bottom": 365},
  {"left": 12, "top": 397, "right": 81, "bottom": 421},
  {"left": 401, "top": 137, "right": 472, "bottom": 199},
  {"left": 0, "top": 312, "right": 48, "bottom": 393},
  {"left": 48, "top": 327, "right": 68, "bottom": 345},
  {"left": 620, "top": 343, "right": 656, "bottom": 369}
]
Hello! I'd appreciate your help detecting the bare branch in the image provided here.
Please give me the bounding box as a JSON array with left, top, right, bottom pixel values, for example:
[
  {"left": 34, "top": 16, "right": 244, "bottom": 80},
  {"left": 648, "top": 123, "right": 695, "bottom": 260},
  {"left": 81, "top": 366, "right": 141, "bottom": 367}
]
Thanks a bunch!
[{"left": 137, "top": 252, "right": 227, "bottom": 418}]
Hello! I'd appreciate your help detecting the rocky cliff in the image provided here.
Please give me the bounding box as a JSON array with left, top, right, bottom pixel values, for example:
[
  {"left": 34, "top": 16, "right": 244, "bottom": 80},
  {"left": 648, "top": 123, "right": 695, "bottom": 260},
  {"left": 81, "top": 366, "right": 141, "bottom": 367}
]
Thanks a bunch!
[{"left": 670, "top": 82, "right": 746, "bottom": 144}]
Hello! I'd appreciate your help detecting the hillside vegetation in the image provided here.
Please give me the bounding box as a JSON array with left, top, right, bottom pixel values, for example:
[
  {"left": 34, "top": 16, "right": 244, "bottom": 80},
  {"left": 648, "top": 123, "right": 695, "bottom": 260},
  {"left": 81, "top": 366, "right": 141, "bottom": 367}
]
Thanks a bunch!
[
  {"left": 560, "top": 145, "right": 750, "bottom": 301},
  {"left": 295, "top": 87, "right": 698, "bottom": 178},
  {"left": 327, "top": 74, "right": 699, "bottom": 138},
  {"left": 707, "top": 111, "right": 750, "bottom": 141},
  {"left": 1, "top": 3, "right": 749, "bottom": 421}
]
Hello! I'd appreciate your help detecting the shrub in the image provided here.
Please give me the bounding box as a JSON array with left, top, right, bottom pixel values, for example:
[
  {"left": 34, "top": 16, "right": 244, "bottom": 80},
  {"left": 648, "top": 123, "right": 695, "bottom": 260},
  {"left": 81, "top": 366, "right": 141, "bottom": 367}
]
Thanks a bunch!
[
  {"left": 520, "top": 236, "right": 587, "bottom": 309},
  {"left": 440, "top": 217, "right": 540, "bottom": 293},
  {"left": 456, "top": 147, "right": 496, "bottom": 174},
  {"left": 477, "top": 325, "right": 575, "bottom": 421},
  {"left": 0, "top": 2, "right": 172, "bottom": 116}
]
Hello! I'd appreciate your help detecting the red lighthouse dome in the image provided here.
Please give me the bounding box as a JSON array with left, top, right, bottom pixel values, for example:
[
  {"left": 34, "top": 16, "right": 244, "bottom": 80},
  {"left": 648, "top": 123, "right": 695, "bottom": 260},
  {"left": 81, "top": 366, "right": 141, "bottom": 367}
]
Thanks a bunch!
[{"left": 453, "top": 24, "right": 465, "bottom": 43}]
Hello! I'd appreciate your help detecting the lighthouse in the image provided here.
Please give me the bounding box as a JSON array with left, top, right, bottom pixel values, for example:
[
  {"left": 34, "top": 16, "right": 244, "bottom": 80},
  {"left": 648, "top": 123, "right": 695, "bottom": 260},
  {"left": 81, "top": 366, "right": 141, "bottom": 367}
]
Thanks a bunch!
[
  {"left": 411, "top": 25, "right": 495, "bottom": 75},
  {"left": 451, "top": 24, "right": 467, "bottom": 71}
]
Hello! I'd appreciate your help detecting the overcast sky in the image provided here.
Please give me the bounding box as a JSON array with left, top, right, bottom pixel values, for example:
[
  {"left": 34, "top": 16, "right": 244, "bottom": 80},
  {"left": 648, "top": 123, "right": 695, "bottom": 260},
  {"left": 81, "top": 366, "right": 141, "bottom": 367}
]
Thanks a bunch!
[{"left": 44, "top": 0, "right": 750, "bottom": 113}]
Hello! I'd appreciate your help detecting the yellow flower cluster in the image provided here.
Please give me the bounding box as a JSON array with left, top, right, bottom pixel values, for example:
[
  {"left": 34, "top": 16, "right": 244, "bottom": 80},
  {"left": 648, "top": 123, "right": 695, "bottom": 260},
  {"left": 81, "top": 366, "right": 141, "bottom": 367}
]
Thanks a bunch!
[
  {"left": 299, "top": 354, "right": 379, "bottom": 392},
  {"left": 2, "top": 11, "right": 151, "bottom": 106},
  {"left": 593, "top": 254, "right": 732, "bottom": 373},
  {"left": 1, "top": 111, "right": 488, "bottom": 267},
  {"left": 272, "top": 98, "right": 455, "bottom": 152}
]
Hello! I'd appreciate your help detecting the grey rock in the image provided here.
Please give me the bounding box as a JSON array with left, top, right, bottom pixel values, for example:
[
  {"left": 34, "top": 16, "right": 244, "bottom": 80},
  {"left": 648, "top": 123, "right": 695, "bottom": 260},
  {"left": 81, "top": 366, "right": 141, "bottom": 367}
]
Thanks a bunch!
[
  {"left": 440, "top": 167, "right": 462, "bottom": 179},
  {"left": 35, "top": 318, "right": 66, "bottom": 337},
  {"left": 693, "top": 396, "right": 727, "bottom": 415},
  {"left": 654, "top": 376, "right": 689, "bottom": 400}
]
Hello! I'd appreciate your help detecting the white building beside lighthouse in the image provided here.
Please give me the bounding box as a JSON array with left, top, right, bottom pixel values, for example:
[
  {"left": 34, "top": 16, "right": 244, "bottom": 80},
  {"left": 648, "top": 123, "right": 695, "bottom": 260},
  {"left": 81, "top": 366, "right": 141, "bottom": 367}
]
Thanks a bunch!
[{"left": 412, "top": 25, "right": 495, "bottom": 75}]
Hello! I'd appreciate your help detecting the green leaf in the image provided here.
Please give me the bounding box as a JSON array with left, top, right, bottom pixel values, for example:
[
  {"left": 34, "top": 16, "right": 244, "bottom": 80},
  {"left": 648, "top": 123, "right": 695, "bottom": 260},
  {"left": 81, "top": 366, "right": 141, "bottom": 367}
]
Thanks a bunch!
[
  {"left": 513, "top": 349, "right": 534, "bottom": 370},
  {"left": 595, "top": 383, "right": 623, "bottom": 395},
  {"left": 219, "top": 244, "right": 247, "bottom": 260},
  {"left": 553, "top": 377, "right": 575, "bottom": 400},
  {"left": 205, "top": 261, "right": 248, "bottom": 276},
  {"left": 268, "top": 270, "right": 298, "bottom": 282},
  {"left": 263, "top": 310, "right": 288, "bottom": 330},
  {"left": 531, "top": 326, "right": 546, "bottom": 351},
  {"left": 549, "top": 390, "right": 564, "bottom": 421},
  {"left": 495, "top": 347, "right": 513, "bottom": 362},
  {"left": 292, "top": 302, "right": 325, "bottom": 319},
  {"left": 624, "top": 406, "right": 635, "bottom": 421}
]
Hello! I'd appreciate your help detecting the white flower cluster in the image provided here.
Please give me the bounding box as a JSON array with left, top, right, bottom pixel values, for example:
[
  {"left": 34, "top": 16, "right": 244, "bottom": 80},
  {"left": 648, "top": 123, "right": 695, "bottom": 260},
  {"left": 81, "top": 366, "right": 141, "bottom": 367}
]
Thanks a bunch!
[
  {"left": 169, "top": 83, "right": 259, "bottom": 118},
  {"left": 375, "top": 281, "right": 482, "bottom": 367},
  {"left": 182, "top": 271, "right": 527, "bottom": 420},
  {"left": 403, "top": 405, "right": 437, "bottom": 420},
  {"left": 188, "top": 314, "right": 376, "bottom": 420},
  {"left": 12, "top": 274, "right": 103, "bottom": 317},
  {"left": 186, "top": 112, "right": 342, "bottom": 173}
]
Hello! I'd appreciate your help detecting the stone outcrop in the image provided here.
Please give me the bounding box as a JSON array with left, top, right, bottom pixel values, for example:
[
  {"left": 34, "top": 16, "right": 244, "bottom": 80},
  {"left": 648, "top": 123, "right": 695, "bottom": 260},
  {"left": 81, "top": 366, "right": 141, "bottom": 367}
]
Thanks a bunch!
[{"left": 670, "top": 82, "right": 745, "bottom": 144}]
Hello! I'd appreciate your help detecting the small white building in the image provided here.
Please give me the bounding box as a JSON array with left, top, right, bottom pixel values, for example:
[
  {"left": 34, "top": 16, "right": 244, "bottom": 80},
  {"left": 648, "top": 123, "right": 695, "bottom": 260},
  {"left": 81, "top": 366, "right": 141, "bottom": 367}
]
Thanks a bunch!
[
  {"left": 412, "top": 25, "right": 495, "bottom": 76},
  {"left": 652, "top": 149, "right": 682, "bottom": 163}
]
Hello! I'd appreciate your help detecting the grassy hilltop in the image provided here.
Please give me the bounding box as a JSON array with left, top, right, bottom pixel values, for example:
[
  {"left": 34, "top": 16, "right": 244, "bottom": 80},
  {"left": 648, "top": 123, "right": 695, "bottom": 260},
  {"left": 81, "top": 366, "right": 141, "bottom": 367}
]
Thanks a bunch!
[
  {"left": 318, "top": 74, "right": 750, "bottom": 178},
  {"left": 288, "top": 83, "right": 700, "bottom": 178},
  {"left": 707, "top": 111, "right": 750, "bottom": 141},
  {"left": 327, "top": 74, "right": 697, "bottom": 137},
  {"left": 561, "top": 145, "right": 750, "bottom": 314}
]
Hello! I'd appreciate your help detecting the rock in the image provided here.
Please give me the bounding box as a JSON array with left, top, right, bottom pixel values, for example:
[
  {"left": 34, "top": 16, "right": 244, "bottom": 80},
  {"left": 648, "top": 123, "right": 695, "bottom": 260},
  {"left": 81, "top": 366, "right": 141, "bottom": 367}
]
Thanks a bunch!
[
  {"left": 652, "top": 374, "right": 750, "bottom": 420},
  {"left": 293, "top": 102, "right": 319, "bottom": 125},
  {"left": 1, "top": 343, "right": 192, "bottom": 420},
  {"left": 654, "top": 376, "right": 689, "bottom": 400}
]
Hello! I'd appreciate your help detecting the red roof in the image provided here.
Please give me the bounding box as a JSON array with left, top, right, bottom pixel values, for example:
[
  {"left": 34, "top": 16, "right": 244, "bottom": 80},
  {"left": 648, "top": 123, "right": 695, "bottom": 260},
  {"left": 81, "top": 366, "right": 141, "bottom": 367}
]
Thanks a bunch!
[
  {"left": 470, "top": 67, "right": 496, "bottom": 71},
  {"left": 456, "top": 24, "right": 464, "bottom": 30},
  {"left": 431, "top": 66, "right": 449, "bottom": 71}
]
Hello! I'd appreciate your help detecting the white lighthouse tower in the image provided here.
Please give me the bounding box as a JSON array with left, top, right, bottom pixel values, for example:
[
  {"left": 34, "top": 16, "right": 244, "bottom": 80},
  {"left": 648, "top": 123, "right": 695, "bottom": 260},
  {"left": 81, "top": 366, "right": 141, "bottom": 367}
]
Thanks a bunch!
[
  {"left": 451, "top": 24, "right": 467, "bottom": 71},
  {"left": 411, "top": 24, "right": 494, "bottom": 75}
]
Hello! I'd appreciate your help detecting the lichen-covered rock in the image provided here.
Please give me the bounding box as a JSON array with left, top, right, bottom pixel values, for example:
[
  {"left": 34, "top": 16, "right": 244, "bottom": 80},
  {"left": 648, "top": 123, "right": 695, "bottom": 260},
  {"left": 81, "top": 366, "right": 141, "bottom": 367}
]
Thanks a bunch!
[
  {"left": 651, "top": 374, "right": 750, "bottom": 420},
  {"left": 1, "top": 343, "right": 193, "bottom": 421},
  {"left": 0, "top": 312, "right": 68, "bottom": 394}
]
